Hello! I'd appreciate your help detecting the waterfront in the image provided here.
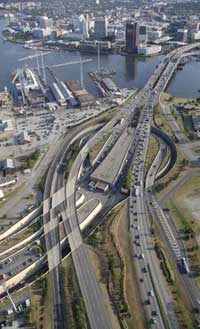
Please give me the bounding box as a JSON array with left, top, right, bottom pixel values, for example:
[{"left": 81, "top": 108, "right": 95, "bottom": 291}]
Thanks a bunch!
[
  {"left": 167, "top": 60, "right": 200, "bottom": 99},
  {"left": 0, "top": 18, "right": 200, "bottom": 98},
  {"left": 0, "top": 19, "right": 161, "bottom": 97}
]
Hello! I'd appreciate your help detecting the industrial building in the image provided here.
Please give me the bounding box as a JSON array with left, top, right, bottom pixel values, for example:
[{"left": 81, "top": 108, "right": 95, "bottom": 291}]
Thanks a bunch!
[
  {"left": 101, "top": 78, "right": 118, "bottom": 92},
  {"left": 51, "top": 81, "right": 78, "bottom": 107},
  {"left": 91, "top": 128, "right": 134, "bottom": 188},
  {"left": 125, "top": 21, "right": 139, "bottom": 54},
  {"left": 66, "top": 80, "right": 95, "bottom": 107}
]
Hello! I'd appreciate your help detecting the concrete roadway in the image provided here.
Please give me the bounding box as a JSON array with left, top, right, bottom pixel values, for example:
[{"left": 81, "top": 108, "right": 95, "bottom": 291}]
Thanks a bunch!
[
  {"left": 41, "top": 43, "right": 200, "bottom": 329},
  {"left": 146, "top": 132, "right": 200, "bottom": 325},
  {"left": 43, "top": 123, "right": 105, "bottom": 329},
  {"left": 129, "top": 119, "right": 176, "bottom": 329},
  {"left": 61, "top": 116, "right": 133, "bottom": 329}
]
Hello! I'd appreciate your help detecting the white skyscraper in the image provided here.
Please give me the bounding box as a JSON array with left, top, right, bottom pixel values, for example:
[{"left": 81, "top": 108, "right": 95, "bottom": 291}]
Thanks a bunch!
[{"left": 80, "top": 15, "right": 89, "bottom": 38}]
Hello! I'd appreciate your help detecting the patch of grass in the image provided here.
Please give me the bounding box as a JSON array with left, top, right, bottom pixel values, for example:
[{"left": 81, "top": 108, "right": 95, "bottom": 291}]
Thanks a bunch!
[
  {"left": 154, "top": 103, "right": 174, "bottom": 139},
  {"left": 86, "top": 202, "right": 147, "bottom": 329},
  {"left": 154, "top": 242, "right": 175, "bottom": 284},
  {"left": 89, "top": 133, "right": 110, "bottom": 162},
  {"left": 61, "top": 256, "right": 88, "bottom": 329},
  {"left": 65, "top": 140, "right": 80, "bottom": 176},
  {"left": 165, "top": 173, "right": 200, "bottom": 286},
  {"left": 21, "top": 149, "right": 41, "bottom": 169},
  {"left": 151, "top": 213, "right": 196, "bottom": 328},
  {"left": 155, "top": 139, "right": 190, "bottom": 198},
  {"left": 145, "top": 135, "right": 160, "bottom": 175},
  {"left": 123, "top": 167, "right": 132, "bottom": 190},
  {"left": 29, "top": 274, "right": 52, "bottom": 329}
]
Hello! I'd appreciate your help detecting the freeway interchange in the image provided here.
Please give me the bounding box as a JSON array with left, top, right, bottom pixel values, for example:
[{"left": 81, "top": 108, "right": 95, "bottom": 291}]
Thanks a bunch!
[{"left": 0, "top": 42, "right": 200, "bottom": 329}]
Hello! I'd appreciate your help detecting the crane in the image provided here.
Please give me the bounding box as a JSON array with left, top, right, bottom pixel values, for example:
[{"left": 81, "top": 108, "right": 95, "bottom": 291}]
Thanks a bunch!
[{"left": 17, "top": 52, "right": 93, "bottom": 89}]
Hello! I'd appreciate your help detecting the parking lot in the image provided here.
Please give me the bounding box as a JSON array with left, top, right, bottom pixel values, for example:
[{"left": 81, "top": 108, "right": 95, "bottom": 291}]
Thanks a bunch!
[{"left": 0, "top": 245, "right": 40, "bottom": 281}]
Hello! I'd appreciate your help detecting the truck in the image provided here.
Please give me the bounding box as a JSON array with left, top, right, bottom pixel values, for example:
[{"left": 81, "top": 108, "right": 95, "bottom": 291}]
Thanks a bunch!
[{"left": 180, "top": 257, "right": 190, "bottom": 274}]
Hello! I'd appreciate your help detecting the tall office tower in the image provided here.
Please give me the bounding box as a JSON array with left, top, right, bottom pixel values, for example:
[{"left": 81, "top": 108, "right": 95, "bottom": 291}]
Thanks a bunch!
[
  {"left": 80, "top": 15, "right": 89, "bottom": 38},
  {"left": 125, "top": 21, "right": 139, "bottom": 54},
  {"left": 94, "top": 16, "right": 108, "bottom": 39}
]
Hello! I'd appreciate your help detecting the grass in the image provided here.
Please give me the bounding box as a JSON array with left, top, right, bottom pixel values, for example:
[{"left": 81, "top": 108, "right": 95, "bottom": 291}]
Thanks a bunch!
[
  {"left": 171, "top": 106, "right": 196, "bottom": 141},
  {"left": 21, "top": 149, "right": 41, "bottom": 170},
  {"left": 29, "top": 275, "right": 52, "bottom": 329},
  {"left": 61, "top": 255, "right": 88, "bottom": 329},
  {"left": 145, "top": 134, "right": 160, "bottom": 175},
  {"left": 151, "top": 213, "right": 196, "bottom": 328},
  {"left": 165, "top": 173, "right": 200, "bottom": 287},
  {"left": 154, "top": 103, "right": 174, "bottom": 139},
  {"left": 86, "top": 201, "right": 147, "bottom": 329},
  {"left": 123, "top": 167, "right": 132, "bottom": 190},
  {"left": 89, "top": 133, "right": 110, "bottom": 162},
  {"left": 0, "top": 225, "right": 34, "bottom": 253},
  {"left": 65, "top": 140, "right": 80, "bottom": 177},
  {"left": 155, "top": 145, "right": 190, "bottom": 197}
]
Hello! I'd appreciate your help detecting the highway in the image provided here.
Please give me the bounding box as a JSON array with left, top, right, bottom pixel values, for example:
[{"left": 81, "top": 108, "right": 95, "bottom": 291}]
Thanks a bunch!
[
  {"left": 1, "top": 42, "right": 200, "bottom": 328},
  {"left": 127, "top": 42, "right": 200, "bottom": 329},
  {"left": 42, "top": 123, "right": 106, "bottom": 329},
  {"left": 56, "top": 42, "right": 200, "bottom": 328}
]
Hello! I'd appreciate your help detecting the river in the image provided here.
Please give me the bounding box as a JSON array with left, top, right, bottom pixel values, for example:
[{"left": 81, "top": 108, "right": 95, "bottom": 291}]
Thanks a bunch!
[{"left": 0, "top": 18, "right": 199, "bottom": 98}]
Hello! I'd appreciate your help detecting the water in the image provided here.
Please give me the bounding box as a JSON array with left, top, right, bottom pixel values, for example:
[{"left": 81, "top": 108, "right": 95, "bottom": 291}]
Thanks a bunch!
[
  {"left": 167, "top": 61, "right": 200, "bottom": 99},
  {"left": 0, "top": 19, "right": 161, "bottom": 96},
  {"left": 0, "top": 18, "right": 199, "bottom": 98}
]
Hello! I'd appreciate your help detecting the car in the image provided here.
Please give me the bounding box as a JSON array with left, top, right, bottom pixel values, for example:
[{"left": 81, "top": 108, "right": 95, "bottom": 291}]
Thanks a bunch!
[
  {"left": 149, "top": 318, "right": 157, "bottom": 324},
  {"left": 145, "top": 299, "right": 150, "bottom": 305},
  {"left": 142, "top": 267, "right": 147, "bottom": 273},
  {"left": 140, "top": 254, "right": 145, "bottom": 259},
  {"left": 148, "top": 290, "right": 154, "bottom": 297},
  {"left": 151, "top": 310, "right": 158, "bottom": 317},
  {"left": 139, "top": 277, "right": 144, "bottom": 283}
]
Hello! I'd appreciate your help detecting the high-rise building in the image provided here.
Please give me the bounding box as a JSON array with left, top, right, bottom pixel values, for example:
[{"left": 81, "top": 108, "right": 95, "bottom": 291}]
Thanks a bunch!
[
  {"left": 139, "top": 25, "right": 148, "bottom": 43},
  {"left": 125, "top": 21, "right": 139, "bottom": 54},
  {"left": 94, "top": 16, "right": 108, "bottom": 39},
  {"left": 80, "top": 15, "right": 89, "bottom": 38},
  {"left": 176, "top": 29, "right": 188, "bottom": 43}
]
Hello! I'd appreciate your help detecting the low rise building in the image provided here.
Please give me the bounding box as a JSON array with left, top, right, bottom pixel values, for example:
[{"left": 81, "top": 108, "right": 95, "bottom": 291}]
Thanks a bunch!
[
  {"left": 2, "top": 158, "right": 15, "bottom": 174},
  {"left": 138, "top": 44, "right": 162, "bottom": 56},
  {"left": 2, "top": 119, "right": 13, "bottom": 132},
  {"left": 17, "top": 131, "right": 31, "bottom": 144}
]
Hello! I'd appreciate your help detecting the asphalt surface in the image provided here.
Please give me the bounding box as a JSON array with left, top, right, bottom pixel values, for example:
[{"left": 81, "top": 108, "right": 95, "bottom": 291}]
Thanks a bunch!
[{"left": 43, "top": 123, "right": 105, "bottom": 329}]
